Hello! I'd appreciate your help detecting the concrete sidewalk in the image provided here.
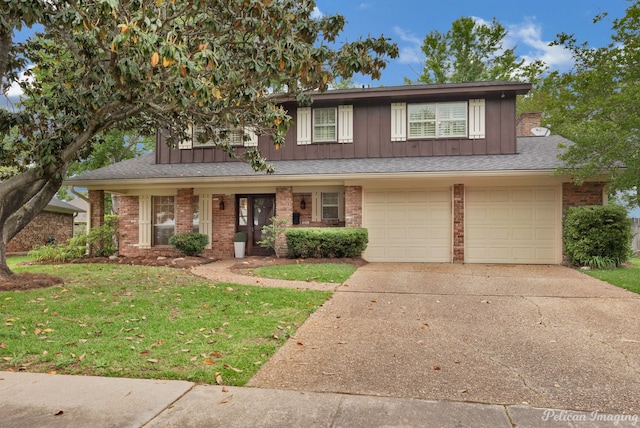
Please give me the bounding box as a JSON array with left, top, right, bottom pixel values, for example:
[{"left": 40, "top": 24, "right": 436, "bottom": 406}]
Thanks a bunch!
[{"left": 1, "top": 371, "right": 638, "bottom": 427}]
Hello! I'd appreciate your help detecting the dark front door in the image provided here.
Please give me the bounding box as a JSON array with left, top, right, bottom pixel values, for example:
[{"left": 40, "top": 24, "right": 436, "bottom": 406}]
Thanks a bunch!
[{"left": 237, "top": 195, "right": 275, "bottom": 256}]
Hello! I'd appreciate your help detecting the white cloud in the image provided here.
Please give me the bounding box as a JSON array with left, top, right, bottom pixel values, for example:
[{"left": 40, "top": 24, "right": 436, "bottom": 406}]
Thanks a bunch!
[
  {"left": 358, "top": 3, "right": 370, "bottom": 9},
  {"left": 393, "top": 26, "right": 424, "bottom": 65},
  {"left": 311, "top": 6, "right": 323, "bottom": 20},
  {"left": 507, "top": 19, "right": 573, "bottom": 70}
]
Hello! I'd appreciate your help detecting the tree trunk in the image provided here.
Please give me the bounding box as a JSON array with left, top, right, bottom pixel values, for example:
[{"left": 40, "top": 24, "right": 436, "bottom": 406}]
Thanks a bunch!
[{"left": 0, "top": 236, "right": 14, "bottom": 280}]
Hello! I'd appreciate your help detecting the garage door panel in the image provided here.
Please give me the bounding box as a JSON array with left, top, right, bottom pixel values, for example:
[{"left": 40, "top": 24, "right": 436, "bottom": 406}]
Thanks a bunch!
[
  {"left": 466, "top": 186, "right": 559, "bottom": 264},
  {"left": 364, "top": 188, "right": 451, "bottom": 262}
]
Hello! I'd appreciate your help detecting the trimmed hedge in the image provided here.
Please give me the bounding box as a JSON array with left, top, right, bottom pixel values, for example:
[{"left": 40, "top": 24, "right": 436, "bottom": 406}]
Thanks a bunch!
[
  {"left": 169, "top": 232, "right": 209, "bottom": 256},
  {"left": 563, "top": 205, "right": 633, "bottom": 268},
  {"left": 285, "top": 227, "right": 368, "bottom": 258}
]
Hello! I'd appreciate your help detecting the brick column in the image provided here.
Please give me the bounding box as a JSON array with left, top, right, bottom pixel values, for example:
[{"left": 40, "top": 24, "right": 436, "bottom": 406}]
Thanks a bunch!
[
  {"left": 176, "top": 188, "right": 194, "bottom": 234},
  {"left": 118, "top": 196, "right": 139, "bottom": 257},
  {"left": 453, "top": 184, "right": 465, "bottom": 263},
  {"left": 212, "top": 194, "right": 235, "bottom": 258},
  {"left": 88, "top": 190, "right": 105, "bottom": 229},
  {"left": 345, "top": 186, "right": 363, "bottom": 227},
  {"left": 275, "top": 187, "right": 293, "bottom": 257}
]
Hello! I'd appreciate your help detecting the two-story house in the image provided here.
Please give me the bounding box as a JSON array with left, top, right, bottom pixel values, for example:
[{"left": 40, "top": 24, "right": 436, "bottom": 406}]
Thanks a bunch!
[{"left": 66, "top": 81, "right": 606, "bottom": 264}]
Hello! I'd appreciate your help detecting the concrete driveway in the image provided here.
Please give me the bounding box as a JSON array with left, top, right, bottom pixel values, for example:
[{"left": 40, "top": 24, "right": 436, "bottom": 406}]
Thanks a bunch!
[{"left": 247, "top": 263, "right": 640, "bottom": 414}]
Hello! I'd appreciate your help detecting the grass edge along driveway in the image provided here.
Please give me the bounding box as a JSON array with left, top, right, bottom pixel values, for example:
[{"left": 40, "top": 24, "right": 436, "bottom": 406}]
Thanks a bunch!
[
  {"left": 583, "top": 257, "right": 640, "bottom": 295},
  {"left": 0, "top": 258, "right": 331, "bottom": 386}
]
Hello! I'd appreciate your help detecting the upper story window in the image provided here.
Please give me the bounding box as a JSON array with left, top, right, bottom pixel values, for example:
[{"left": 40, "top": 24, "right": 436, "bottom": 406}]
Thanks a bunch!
[
  {"left": 391, "top": 99, "right": 485, "bottom": 142},
  {"left": 408, "top": 102, "right": 467, "bottom": 138},
  {"left": 297, "top": 105, "right": 353, "bottom": 145},
  {"left": 313, "top": 108, "right": 337, "bottom": 142},
  {"left": 179, "top": 125, "right": 257, "bottom": 149}
]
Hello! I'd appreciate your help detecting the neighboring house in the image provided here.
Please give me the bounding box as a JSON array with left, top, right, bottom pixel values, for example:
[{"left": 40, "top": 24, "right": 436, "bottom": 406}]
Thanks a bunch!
[
  {"left": 66, "top": 82, "right": 606, "bottom": 264},
  {"left": 7, "top": 198, "right": 85, "bottom": 254},
  {"left": 66, "top": 197, "right": 89, "bottom": 236}
]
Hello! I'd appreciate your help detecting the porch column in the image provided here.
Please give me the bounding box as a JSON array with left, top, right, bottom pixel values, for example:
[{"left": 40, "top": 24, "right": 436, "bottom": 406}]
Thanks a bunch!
[
  {"left": 176, "top": 188, "right": 194, "bottom": 234},
  {"left": 88, "top": 190, "right": 105, "bottom": 229},
  {"left": 345, "top": 185, "right": 363, "bottom": 227},
  {"left": 275, "top": 187, "right": 293, "bottom": 257},
  {"left": 453, "top": 184, "right": 465, "bottom": 263}
]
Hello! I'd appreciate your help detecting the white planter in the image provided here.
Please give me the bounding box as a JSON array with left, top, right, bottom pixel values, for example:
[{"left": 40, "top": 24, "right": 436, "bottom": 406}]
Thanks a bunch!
[{"left": 234, "top": 242, "right": 246, "bottom": 259}]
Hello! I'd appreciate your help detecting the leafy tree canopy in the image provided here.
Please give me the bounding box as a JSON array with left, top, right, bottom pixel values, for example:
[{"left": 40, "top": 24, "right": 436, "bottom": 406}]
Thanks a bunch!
[
  {"left": 544, "top": 0, "right": 640, "bottom": 206},
  {"left": 0, "top": 0, "right": 398, "bottom": 277},
  {"left": 413, "top": 16, "right": 545, "bottom": 84}
]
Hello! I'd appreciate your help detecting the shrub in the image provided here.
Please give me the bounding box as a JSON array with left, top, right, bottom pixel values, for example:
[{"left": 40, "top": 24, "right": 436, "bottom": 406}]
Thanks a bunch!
[
  {"left": 286, "top": 228, "right": 368, "bottom": 259},
  {"left": 563, "top": 205, "right": 633, "bottom": 268},
  {"left": 87, "top": 214, "right": 119, "bottom": 257},
  {"left": 28, "top": 234, "right": 87, "bottom": 262},
  {"left": 169, "top": 232, "right": 209, "bottom": 256},
  {"left": 257, "top": 217, "right": 289, "bottom": 257}
]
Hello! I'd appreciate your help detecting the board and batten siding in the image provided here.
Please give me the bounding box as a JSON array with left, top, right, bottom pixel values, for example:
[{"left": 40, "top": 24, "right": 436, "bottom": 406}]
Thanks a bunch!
[{"left": 156, "top": 97, "right": 517, "bottom": 164}]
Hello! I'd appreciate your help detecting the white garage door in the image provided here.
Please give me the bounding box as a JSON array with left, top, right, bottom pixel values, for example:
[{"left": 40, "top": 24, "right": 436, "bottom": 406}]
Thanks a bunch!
[
  {"left": 363, "top": 189, "right": 451, "bottom": 262},
  {"left": 465, "top": 187, "right": 560, "bottom": 264}
]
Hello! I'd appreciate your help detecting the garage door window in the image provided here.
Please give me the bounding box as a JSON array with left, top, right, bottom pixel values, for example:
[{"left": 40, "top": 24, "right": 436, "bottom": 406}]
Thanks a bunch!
[{"left": 322, "top": 192, "right": 339, "bottom": 219}]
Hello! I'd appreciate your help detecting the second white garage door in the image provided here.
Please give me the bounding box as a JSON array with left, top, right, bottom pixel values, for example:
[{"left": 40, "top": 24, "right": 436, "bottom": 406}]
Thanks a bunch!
[
  {"left": 465, "top": 187, "right": 561, "bottom": 264},
  {"left": 363, "top": 189, "right": 451, "bottom": 262}
]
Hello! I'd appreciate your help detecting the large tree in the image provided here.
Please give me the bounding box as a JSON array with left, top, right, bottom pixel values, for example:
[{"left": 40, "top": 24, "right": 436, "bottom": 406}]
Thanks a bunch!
[
  {"left": 0, "top": 0, "right": 398, "bottom": 278},
  {"left": 545, "top": 0, "right": 640, "bottom": 206},
  {"left": 414, "top": 16, "right": 544, "bottom": 84}
]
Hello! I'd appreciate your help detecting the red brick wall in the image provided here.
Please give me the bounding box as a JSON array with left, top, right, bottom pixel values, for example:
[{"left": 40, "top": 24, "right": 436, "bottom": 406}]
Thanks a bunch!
[
  {"left": 516, "top": 112, "right": 542, "bottom": 137},
  {"left": 275, "top": 187, "right": 293, "bottom": 256},
  {"left": 562, "top": 182, "right": 605, "bottom": 212},
  {"left": 211, "top": 194, "right": 235, "bottom": 258},
  {"left": 345, "top": 186, "right": 363, "bottom": 227},
  {"left": 7, "top": 211, "right": 74, "bottom": 253},
  {"left": 88, "top": 190, "right": 105, "bottom": 228},
  {"left": 176, "top": 188, "right": 194, "bottom": 234},
  {"left": 452, "top": 184, "right": 465, "bottom": 262},
  {"left": 118, "top": 196, "right": 139, "bottom": 257}
]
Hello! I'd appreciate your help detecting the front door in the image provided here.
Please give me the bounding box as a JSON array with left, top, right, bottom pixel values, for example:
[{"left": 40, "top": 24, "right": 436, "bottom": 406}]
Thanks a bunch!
[{"left": 237, "top": 195, "right": 275, "bottom": 256}]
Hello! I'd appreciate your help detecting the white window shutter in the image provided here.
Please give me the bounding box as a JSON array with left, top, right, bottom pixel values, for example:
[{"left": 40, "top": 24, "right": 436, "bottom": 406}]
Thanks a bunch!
[
  {"left": 179, "top": 124, "right": 193, "bottom": 149},
  {"left": 391, "top": 103, "right": 406, "bottom": 142},
  {"left": 311, "top": 191, "right": 320, "bottom": 222},
  {"left": 245, "top": 128, "right": 259, "bottom": 147},
  {"left": 296, "top": 107, "right": 312, "bottom": 145},
  {"left": 138, "top": 195, "right": 152, "bottom": 248},
  {"left": 468, "top": 99, "right": 485, "bottom": 139},
  {"left": 198, "top": 194, "right": 212, "bottom": 249},
  {"left": 338, "top": 105, "right": 353, "bottom": 143}
]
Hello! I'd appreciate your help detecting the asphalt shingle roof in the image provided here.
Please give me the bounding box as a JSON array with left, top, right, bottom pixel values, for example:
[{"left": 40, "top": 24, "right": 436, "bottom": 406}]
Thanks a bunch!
[{"left": 66, "top": 135, "right": 568, "bottom": 184}]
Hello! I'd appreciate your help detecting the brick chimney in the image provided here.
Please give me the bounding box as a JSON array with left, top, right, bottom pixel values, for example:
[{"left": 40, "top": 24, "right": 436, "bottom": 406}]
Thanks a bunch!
[{"left": 516, "top": 112, "right": 543, "bottom": 137}]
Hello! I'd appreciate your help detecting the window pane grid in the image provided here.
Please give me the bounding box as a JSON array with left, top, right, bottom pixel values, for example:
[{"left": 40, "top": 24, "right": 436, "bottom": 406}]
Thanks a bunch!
[
  {"left": 408, "top": 102, "right": 467, "bottom": 138},
  {"left": 321, "top": 192, "right": 339, "bottom": 220},
  {"left": 153, "top": 196, "right": 175, "bottom": 246},
  {"left": 313, "top": 108, "right": 337, "bottom": 142}
]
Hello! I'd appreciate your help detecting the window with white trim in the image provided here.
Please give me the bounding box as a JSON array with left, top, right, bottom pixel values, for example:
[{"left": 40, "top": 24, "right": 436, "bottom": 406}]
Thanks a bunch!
[
  {"left": 192, "top": 195, "right": 199, "bottom": 233},
  {"left": 152, "top": 196, "right": 175, "bottom": 246},
  {"left": 321, "top": 192, "right": 340, "bottom": 220},
  {"left": 297, "top": 105, "right": 353, "bottom": 145},
  {"left": 391, "top": 100, "right": 485, "bottom": 141},
  {"left": 180, "top": 125, "right": 258, "bottom": 149},
  {"left": 408, "top": 102, "right": 467, "bottom": 138},
  {"left": 313, "top": 108, "right": 337, "bottom": 142}
]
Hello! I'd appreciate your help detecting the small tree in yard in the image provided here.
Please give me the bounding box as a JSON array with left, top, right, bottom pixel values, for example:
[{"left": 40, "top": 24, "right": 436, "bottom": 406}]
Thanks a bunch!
[
  {"left": 563, "top": 205, "right": 633, "bottom": 268},
  {"left": 258, "top": 217, "right": 290, "bottom": 257},
  {"left": 0, "top": 0, "right": 398, "bottom": 280}
]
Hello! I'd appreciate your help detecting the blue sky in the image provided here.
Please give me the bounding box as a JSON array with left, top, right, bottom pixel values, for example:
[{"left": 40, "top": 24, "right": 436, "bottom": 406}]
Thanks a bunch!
[{"left": 314, "top": 0, "right": 630, "bottom": 86}]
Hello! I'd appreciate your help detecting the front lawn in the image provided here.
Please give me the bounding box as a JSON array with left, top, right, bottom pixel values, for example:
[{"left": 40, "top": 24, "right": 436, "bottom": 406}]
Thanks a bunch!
[
  {"left": 583, "top": 257, "right": 640, "bottom": 294},
  {"left": 247, "top": 263, "right": 357, "bottom": 283},
  {"left": 0, "top": 257, "right": 331, "bottom": 385}
]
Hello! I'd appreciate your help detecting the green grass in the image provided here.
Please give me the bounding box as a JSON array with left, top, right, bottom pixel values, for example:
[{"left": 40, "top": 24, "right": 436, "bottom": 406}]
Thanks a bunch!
[
  {"left": 247, "top": 263, "right": 357, "bottom": 283},
  {"left": 1, "top": 257, "right": 331, "bottom": 385},
  {"left": 583, "top": 257, "right": 640, "bottom": 294}
]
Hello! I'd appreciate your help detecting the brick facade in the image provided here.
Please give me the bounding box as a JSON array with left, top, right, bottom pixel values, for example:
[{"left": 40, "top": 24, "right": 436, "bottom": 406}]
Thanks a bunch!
[
  {"left": 88, "top": 190, "right": 105, "bottom": 228},
  {"left": 562, "top": 182, "right": 606, "bottom": 212},
  {"left": 275, "top": 187, "right": 293, "bottom": 257},
  {"left": 452, "top": 184, "right": 465, "bottom": 263},
  {"left": 211, "top": 194, "right": 235, "bottom": 259},
  {"left": 7, "top": 211, "right": 74, "bottom": 253},
  {"left": 345, "top": 186, "right": 363, "bottom": 227},
  {"left": 176, "top": 188, "right": 194, "bottom": 234}
]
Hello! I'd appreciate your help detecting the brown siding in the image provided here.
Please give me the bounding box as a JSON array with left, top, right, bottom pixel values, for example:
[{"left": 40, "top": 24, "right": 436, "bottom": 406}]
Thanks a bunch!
[
  {"left": 7, "top": 211, "right": 74, "bottom": 253},
  {"left": 157, "top": 96, "right": 518, "bottom": 163}
]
